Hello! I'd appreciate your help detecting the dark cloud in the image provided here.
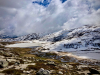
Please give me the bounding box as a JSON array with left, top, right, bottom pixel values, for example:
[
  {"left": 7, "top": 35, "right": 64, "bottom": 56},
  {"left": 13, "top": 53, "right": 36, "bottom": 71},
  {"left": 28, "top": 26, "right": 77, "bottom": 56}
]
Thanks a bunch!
[{"left": 0, "top": 0, "right": 24, "bottom": 8}]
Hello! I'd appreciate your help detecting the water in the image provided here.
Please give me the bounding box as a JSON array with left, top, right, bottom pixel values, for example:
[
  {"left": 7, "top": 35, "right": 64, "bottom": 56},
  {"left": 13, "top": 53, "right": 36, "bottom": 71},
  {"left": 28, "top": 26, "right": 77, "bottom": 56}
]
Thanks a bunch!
[
  {"left": 5, "top": 43, "right": 41, "bottom": 48},
  {"left": 71, "top": 50, "right": 100, "bottom": 60}
]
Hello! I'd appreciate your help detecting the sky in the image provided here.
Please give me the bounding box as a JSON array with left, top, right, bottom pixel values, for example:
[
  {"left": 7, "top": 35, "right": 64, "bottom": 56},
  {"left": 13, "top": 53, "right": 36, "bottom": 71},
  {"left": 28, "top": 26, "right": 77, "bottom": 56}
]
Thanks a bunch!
[{"left": 0, "top": 0, "right": 100, "bottom": 36}]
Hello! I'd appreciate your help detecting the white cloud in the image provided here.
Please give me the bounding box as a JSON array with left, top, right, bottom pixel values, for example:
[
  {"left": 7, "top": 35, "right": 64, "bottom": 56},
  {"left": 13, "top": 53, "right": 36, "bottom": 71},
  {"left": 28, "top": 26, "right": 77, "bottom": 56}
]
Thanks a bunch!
[
  {"left": 0, "top": 0, "right": 100, "bottom": 36},
  {"left": 63, "top": 7, "right": 100, "bottom": 30}
]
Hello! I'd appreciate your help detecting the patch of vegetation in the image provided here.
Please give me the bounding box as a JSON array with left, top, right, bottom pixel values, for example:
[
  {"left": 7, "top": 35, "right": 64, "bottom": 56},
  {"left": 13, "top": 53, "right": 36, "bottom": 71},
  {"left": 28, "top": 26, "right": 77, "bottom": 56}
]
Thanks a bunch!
[
  {"left": 3, "top": 53, "right": 12, "bottom": 57},
  {"left": 34, "top": 55, "right": 61, "bottom": 64},
  {"left": 2, "top": 69, "right": 23, "bottom": 75},
  {"left": 10, "top": 48, "right": 32, "bottom": 57},
  {"left": 27, "top": 61, "right": 57, "bottom": 71},
  {"left": 18, "top": 59, "right": 24, "bottom": 64},
  {"left": 0, "top": 45, "right": 5, "bottom": 48},
  {"left": 23, "top": 54, "right": 36, "bottom": 57},
  {"left": 61, "top": 56, "right": 76, "bottom": 62},
  {"left": 45, "top": 52, "right": 58, "bottom": 57},
  {"left": 81, "top": 67, "right": 89, "bottom": 71},
  {"left": 0, "top": 50, "right": 12, "bottom": 57},
  {"left": 34, "top": 56, "right": 47, "bottom": 60},
  {"left": 8, "top": 62, "right": 15, "bottom": 66},
  {"left": 0, "top": 42, "right": 16, "bottom": 45}
]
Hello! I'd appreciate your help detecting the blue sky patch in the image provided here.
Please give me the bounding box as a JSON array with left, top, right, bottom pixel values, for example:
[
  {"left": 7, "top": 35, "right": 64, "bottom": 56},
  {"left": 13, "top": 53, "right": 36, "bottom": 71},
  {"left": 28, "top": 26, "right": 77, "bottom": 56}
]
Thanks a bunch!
[
  {"left": 32, "top": 0, "right": 51, "bottom": 7},
  {"left": 61, "top": 0, "right": 67, "bottom": 3},
  {"left": 32, "top": 0, "right": 67, "bottom": 7}
]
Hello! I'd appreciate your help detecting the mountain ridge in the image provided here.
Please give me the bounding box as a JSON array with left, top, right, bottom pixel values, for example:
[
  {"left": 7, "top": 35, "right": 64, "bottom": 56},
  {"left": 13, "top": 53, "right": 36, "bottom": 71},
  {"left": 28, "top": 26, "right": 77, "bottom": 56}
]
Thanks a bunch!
[
  {"left": 0, "top": 25, "right": 100, "bottom": 44},
  {"left": 0, "top": 33, "right": 40, "bottom": 42},
  {"left": 40, "top": 25, "right": 100, "bottom": 51}
]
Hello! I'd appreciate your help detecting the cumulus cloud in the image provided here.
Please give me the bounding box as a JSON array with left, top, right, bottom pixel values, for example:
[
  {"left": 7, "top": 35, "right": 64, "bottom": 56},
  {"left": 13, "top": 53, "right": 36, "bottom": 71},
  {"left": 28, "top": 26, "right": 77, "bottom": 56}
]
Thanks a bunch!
[
  {"left": 0, "top": 0, "right": 100, "bottom": 36},
  {"left": 62, "top": 0, "right": 100, "bottom": 29}
]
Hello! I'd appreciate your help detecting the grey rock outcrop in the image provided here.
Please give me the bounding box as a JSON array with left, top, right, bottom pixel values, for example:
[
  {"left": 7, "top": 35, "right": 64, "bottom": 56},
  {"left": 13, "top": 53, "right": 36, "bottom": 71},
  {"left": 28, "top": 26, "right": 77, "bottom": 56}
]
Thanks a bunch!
[
  {"left": 36, "top": 68, "right": 50, "bottom": 75},
  {"left": 0, "top": 60, "right": 8, "bottom": 68}
]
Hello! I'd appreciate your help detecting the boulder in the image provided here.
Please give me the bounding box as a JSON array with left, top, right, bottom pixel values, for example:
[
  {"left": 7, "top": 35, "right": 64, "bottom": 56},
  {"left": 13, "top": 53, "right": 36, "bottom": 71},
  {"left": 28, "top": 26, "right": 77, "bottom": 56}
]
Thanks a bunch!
[
  {"left": 14, "top": 61, "right": 20, "bottom": 66},
  {"left": 58, "top": 71, "right": 63, "bottom": 74},
  {"left": 88, "top": 68, "right": 100, "bottom": 74},
  {"left": 36, "top": 68, "right": 50, "bottom": 75},
  {"left": 0, "top": 60, "right": 8, "bottom": 68},
  {"left": 47, "top": 61, "right": 56, "bottom": 66}
]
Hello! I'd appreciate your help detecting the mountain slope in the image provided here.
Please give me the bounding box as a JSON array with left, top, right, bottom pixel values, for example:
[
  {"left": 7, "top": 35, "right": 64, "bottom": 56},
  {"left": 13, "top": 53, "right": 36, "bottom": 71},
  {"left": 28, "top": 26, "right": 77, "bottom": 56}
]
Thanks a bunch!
[
  {"left": 41, "top": 25, "right": 100, "bottom": 51},
  {"left": 0, "top": 33, "right": 40, "bottom": 42},
  {"left": 14, "top": 33, "right": 40, "bottom": 41},
  {"left": 0, "top": 34, "right": 17, "bottom": 39}
]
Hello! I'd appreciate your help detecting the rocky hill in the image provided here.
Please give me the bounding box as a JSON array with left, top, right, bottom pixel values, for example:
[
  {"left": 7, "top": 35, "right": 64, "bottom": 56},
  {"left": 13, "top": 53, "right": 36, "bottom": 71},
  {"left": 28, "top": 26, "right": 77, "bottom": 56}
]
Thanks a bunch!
[
  {"left": 0, "top": 42, "right": 100, "bottom": 75},
  {"left": 41, "top": 25, "right": 100, "bottom": 51},
  {"left": 0, "top": 33, "right": 40, "bottom": 42}
]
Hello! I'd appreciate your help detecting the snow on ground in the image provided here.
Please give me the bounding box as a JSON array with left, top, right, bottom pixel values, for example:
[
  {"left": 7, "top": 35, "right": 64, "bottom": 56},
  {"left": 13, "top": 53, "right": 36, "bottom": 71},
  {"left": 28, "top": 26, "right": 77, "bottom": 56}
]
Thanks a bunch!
[
  {"left": 15, "top": 63, "right": 35, "bottom": 69},
  {"left": 40, "top": 25, "right": 100, "bottom": 60},
  {"left": 41, "top": 38, "right": 100, "bottom": 60}
]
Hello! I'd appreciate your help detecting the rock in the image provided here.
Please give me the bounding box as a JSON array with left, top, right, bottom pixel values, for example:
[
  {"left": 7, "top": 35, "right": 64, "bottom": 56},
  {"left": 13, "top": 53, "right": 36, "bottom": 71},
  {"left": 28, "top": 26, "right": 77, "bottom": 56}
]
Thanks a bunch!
[
  {"left": 0, "top": 60, "right": 8, "bottom": 68},
  {"left": 88, "top": 68, "right": 100, "bottom": 74},
  {"left": 68, "top": 65, "right": 73, "bottom": 69},
  {"left": 23, "top": 71, "right": 30, "bottom": 74},
  {"left": 3, "top": 52, "right": 12, "bottom": 57},
  {"left": 80, "top": 73, "right": 85, "bottom": 75},
  {"left": 36, "top": 68, "right": 50, "bottom": 75},
  {"left": 24, "top": 62, "right": 28, "bottom": 64},
  {"left": 58, "top": 71, "right": 63, "bottom": 74},
  {"left": 0, "top": 56, "right": 5, "bottom": 59},
  {"left": 14, "top": 61, "right": 20, "bottom": 66},
  {"left": 47, "top": 61, "right": 56, "bottom": 66},
  {"left": 60, "top": 64, "right": 68, "bottom": 69},
  {"left": 49, "top": 70, "right": 56, "bottom": 74}
]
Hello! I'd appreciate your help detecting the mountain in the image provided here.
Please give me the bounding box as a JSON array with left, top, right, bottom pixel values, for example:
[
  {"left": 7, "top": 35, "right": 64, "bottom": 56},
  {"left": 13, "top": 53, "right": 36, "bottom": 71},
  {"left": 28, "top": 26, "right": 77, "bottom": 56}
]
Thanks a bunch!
[
  {"left": 41, "top": 25, "right": 100, "bottom": 51},
  {"left": 14, "top": 33, "right": 40, "bottom": 41},
  {"left": 0, "top": 33, "right": 40, "bottom": 42},
  {"left": 1, "top": 25, "right": 100, "bottom": 50},
  {"left": 0, "top": 34, "right": 18, "bottom": 39}
]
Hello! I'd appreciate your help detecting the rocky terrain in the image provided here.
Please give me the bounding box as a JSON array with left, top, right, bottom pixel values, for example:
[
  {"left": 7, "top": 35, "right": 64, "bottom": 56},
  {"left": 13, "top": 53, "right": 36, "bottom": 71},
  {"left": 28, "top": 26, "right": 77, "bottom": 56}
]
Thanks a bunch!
[{"left": 0, "top": 42, "right": 100, "bottom": 75}]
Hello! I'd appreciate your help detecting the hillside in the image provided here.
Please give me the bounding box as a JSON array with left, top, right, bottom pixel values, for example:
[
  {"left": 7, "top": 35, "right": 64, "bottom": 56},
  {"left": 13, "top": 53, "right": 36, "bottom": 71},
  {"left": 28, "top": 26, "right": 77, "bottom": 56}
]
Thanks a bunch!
[
  {"left": 0, "top": 33, "right": 40, "bottom": 42},
  {"left": 41, "top": 25, "right": 100, "bottom": 51}
]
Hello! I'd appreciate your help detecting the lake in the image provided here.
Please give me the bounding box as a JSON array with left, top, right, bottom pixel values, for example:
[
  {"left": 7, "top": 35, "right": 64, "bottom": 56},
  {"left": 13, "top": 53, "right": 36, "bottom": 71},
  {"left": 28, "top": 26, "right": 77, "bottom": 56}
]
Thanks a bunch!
[{"left": 5, "top": 43, "right": 41, "bottom": 48}]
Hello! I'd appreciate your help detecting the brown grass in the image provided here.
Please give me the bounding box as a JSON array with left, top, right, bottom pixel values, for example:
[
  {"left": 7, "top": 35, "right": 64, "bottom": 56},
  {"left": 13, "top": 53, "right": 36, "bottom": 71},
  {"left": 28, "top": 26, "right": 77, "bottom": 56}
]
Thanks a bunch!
[
  {"left": 0, "top": 42, "right": 16, "bottom": 45},
  {"left": 0, "top": 45, "right": 5, "bottom": 48},
  {"left": 27, "top": 61, "right": 57, "bottom": 71},
  {"left": 2, "top": 69, "right": 23, "bottom": 75},
  {"left": 22, "top": 54, "right": 36, "bottom": 57},
  {"left": 10, "top": 48, "right": 32, "bottom": 57}
]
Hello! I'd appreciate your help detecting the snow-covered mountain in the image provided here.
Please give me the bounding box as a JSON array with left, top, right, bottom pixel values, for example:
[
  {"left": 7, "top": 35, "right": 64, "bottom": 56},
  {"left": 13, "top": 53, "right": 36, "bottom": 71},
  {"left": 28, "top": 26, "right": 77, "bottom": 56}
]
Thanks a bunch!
[
  {"left": 41, "top": 25, "right": 100, "bottom": 51},
  {"left": 1, "top": 25, "right": 100, "bottom": 60},
  {"left": 1, "top": 25, "right": 100, "bottom": 51},
  {"left": 15, "top": 33, "right": 39, "bottom": 41},
  {"left": 0, "top": 34, "right": 17, "bottom": 39},
  {"left": 0, "top": 33, "right": 40, "bottom": 42}
]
